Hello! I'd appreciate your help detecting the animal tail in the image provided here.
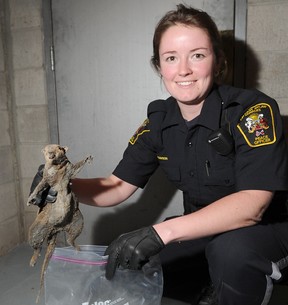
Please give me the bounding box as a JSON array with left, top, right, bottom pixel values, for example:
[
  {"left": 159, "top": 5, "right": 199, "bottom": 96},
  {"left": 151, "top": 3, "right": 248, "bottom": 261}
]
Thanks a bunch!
[{"left": 36, "top": 234, "right": 57, "bottom": 303}]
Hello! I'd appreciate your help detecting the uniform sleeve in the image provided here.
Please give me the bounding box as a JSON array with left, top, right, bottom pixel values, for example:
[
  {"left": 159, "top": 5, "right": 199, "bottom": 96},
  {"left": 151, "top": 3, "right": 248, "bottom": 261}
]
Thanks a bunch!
[
  {"left": 112, "top": 117, "right": 160, "bottom": 188},
  {"left": 234, "top": 96, "right": 288, "bottom": 191}
]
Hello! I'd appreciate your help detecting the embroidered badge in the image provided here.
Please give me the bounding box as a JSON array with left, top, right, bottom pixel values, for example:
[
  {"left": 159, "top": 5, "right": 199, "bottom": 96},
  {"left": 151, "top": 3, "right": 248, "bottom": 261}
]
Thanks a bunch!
[
  {"left": 237, "top": 103, "right": 276, "bottom": 147},
  {"left": 129, "top": 118, "right": 150, "bottom": 145}
]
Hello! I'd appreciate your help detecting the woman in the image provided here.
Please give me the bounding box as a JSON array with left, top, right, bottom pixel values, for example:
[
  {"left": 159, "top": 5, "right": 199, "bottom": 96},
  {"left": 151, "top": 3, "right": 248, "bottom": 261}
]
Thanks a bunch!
[{"left": 32, "top": 4, "right": 288, "bottom": 305}]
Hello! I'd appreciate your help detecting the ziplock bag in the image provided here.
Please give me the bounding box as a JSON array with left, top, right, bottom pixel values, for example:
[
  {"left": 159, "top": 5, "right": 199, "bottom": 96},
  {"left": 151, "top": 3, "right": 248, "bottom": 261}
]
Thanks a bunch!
[{"left": 45, "top": 245, "right": 163, "bottom": 305}]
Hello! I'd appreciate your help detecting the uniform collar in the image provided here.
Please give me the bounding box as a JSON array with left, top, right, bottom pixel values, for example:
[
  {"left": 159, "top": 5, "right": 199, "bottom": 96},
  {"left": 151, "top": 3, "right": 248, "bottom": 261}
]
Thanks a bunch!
[
  {"left": 197, "top": 87, "right": 223, "bottom": 131},
  {"left": 161, "top": 86, "right": 223, "bottom": 132},
  {"left": 161, "top": 96, "right": 184, "bottom": 130}
]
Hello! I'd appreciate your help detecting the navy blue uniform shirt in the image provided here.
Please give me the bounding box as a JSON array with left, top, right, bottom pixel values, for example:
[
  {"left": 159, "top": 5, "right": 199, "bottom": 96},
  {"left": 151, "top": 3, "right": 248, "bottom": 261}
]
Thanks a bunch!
[{"left": 113, "top": 85, "right": 288, "bottom": 219}]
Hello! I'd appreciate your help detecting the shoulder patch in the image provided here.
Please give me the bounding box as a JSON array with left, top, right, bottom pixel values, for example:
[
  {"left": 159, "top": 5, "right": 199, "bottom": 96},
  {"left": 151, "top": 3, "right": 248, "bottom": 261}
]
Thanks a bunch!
[
  {"left": 237, "top": 103, "right": 276, "bottom": 147},
  {"left": 129, "top": 118, "right": 150, "bottom": 145}
]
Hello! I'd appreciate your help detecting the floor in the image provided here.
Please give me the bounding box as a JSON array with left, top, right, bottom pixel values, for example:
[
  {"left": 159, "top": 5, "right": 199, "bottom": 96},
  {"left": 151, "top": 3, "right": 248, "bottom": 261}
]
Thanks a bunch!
[{"left": 0, "top": 244, "right": 287, "bottom": 305}]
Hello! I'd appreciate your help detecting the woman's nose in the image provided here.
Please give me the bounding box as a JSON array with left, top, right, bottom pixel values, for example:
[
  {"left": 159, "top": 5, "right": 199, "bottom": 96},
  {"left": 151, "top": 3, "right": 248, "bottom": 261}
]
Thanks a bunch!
[{"left": 178, "top": 59, "right": 192, "bottom": 76}]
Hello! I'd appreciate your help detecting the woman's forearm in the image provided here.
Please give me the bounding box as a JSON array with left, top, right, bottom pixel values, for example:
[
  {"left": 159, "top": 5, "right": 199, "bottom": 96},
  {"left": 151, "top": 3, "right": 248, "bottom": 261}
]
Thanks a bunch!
[
  {"left": 154, "top": 190, "right": 273, "bottom": 244},
  {"left": 71, "top": 174, "right": 138, "bottom": 207}
]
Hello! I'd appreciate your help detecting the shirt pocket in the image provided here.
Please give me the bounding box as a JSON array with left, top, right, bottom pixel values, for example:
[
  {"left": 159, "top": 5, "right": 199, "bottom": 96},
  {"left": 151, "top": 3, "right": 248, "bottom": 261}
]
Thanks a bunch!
[
  {"left": 204, "top": 166, "right": 235, "bottom": 187},
  {"left": 159, "top": 164, "right": 181, "bottom": 182},
  {"left": 160, "top": 162, "right": 182, "bottom": 190}
]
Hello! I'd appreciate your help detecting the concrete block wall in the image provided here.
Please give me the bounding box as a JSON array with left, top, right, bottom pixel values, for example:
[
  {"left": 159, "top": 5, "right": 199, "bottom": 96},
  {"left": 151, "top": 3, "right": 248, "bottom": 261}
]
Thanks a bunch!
[
  {"left": 0, "top": 0, "right": 288, "bottom": 256},
  {"left": 0, "top": 7, "right": 20, "bottom": 253},
  {"left": 246, "top": 0, "right": 288, "bottom": 115},
  {"left": 11, "top": 0, "right": 50, "bottom": 244},
  {"left": 0, "top": 0, "right": 21, "bottom": 255},
  {"left": 0, "top": 0, "right": 49, "bottom": 256}
]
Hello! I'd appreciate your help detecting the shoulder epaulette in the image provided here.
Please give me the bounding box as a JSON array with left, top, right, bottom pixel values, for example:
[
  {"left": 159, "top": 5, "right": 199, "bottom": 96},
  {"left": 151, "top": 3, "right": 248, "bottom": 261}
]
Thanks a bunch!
[{"left": 147, "top": 99, "right": 167, "bottom": 116}]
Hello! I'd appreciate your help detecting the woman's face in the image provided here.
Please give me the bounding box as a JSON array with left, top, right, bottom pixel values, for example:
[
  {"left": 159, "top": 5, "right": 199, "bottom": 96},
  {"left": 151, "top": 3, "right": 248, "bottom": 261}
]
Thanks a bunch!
[{"left": 159, "top": 24, "right": 216, "bottom": 105}]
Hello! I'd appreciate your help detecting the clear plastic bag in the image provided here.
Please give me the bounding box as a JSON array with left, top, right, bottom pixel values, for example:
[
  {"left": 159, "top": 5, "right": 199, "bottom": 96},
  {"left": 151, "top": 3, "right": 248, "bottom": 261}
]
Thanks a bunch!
[{"left": 45, "top": 245, "right": 163, "bottom": 305}]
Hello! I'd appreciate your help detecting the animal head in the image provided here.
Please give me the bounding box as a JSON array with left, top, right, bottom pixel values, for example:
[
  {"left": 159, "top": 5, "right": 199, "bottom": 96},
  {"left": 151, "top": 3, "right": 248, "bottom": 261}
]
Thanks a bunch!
[{"left": 42, "top": 144, "right": 68, "bottom": 165}]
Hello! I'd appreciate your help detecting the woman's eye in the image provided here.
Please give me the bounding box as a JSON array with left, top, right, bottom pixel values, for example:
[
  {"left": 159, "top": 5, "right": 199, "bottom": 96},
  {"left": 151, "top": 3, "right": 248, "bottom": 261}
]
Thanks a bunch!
[
  {"left": 193, "top": 53, "right": 205, "bottom": 60},
  {"left": 166, "top": 56, "right": 176, "bottom": 62}
]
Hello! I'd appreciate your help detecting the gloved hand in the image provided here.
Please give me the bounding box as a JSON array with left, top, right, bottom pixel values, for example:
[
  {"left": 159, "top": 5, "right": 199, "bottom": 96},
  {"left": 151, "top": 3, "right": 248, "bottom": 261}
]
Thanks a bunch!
[
  {"left": 29, "top": 164, "right": 57, "bottom": 206},
  {"left": 104, "top": 226, "right": 165, "bottom": 280}
]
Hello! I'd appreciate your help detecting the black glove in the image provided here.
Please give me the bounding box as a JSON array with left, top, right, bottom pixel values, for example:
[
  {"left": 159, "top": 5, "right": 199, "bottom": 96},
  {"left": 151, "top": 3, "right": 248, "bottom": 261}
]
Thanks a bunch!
[
  {"left": 104, "top": 226, "right": 165, "bottom": 280},
  {"left": 29, "top": 164, "right": 57, "bottom": 206}
]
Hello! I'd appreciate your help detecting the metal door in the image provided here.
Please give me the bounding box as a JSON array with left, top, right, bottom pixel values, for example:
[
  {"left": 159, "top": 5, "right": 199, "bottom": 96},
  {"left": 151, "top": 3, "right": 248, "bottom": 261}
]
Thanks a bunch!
[{"left": 44, "top": 0, "right": 240, "bottom": 244}]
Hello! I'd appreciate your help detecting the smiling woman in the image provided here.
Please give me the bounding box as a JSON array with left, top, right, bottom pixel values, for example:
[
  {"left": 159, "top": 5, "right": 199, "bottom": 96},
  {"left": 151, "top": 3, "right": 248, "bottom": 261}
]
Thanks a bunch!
[{"left": 158, "top": 25, "right": 215, "bottom": 120}]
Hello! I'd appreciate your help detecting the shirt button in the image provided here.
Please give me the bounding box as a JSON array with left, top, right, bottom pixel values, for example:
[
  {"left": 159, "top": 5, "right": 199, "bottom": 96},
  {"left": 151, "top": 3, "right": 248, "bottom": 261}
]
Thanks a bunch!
[
  {"left": 188, "top": 142, "right": 192, "bottom": 147},
  {"left": 190, "top": 171, "right": 194, "bottom": 177}
]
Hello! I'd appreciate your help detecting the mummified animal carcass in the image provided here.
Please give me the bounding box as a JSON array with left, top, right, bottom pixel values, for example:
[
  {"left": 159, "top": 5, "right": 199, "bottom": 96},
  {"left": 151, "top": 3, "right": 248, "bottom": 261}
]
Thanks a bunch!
[{"left": 27, "top": 144, "right": 93, "bottom": 302}]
